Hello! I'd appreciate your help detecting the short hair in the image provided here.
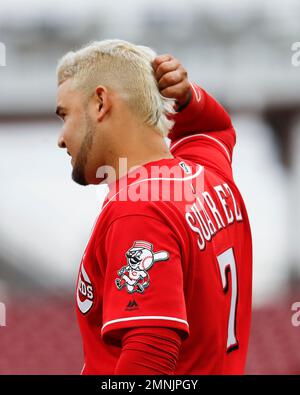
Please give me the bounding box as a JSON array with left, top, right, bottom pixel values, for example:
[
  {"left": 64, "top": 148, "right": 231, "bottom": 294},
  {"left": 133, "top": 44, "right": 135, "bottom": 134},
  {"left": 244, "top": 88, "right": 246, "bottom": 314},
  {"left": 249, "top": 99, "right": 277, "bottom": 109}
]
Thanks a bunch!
[{"left": 57, "top": 39, "right": 175, "bottom": 136}]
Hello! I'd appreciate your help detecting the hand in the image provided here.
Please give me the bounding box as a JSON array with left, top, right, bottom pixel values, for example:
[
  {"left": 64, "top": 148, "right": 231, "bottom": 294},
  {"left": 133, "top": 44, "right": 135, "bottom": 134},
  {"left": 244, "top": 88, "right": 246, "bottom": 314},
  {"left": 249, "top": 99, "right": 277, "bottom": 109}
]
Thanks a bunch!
[{"left": 152, "top": 54, "right": 191, "bottom": 108}]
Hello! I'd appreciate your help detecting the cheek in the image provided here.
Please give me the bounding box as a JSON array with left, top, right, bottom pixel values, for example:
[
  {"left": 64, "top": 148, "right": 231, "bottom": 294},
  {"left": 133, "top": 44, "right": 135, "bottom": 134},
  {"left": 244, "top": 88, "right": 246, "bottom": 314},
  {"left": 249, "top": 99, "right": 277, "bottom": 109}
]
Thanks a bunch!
[{"left": 64, "top": 119, "right": 85, "bottom": 153}]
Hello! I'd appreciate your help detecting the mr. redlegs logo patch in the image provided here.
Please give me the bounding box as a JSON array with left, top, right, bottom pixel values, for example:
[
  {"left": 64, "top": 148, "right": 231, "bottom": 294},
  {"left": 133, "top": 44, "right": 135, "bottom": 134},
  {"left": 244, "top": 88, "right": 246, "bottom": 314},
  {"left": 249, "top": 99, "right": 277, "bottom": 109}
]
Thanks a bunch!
[{"left": 115, "top": 240, "right": 169, "bottom": 294}]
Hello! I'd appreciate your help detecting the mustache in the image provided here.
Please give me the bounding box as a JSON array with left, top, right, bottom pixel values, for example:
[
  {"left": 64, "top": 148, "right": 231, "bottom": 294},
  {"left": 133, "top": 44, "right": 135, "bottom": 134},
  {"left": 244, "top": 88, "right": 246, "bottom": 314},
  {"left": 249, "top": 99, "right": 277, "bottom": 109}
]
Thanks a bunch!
[{"left": 127, "top": 252, "right": 141, "bottom": 264}]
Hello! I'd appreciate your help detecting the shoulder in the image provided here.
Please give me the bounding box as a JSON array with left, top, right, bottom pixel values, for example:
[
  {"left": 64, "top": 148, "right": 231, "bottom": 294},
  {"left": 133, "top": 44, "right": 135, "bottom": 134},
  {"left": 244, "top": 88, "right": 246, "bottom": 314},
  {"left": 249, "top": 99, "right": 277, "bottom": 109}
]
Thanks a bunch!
[
  {"left": 99, "top": 198, "right": 166, "bottom": 232},
  {"left": 93, "top": 158, "right": 203, "bottom": 240}
]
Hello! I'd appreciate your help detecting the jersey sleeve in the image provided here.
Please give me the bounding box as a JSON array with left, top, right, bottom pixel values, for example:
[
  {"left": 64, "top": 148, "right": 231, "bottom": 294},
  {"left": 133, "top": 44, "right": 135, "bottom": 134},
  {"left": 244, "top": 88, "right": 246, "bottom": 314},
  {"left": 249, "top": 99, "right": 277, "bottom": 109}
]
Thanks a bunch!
[
  {"left": 99, "top": 214, "right": 189, "bottom": 344},
  {"left": 114, "top": 326, "right": 181, "bottom": 374},
  {"left": 168, "top": 83, "right": 236, "bottom": 175}
]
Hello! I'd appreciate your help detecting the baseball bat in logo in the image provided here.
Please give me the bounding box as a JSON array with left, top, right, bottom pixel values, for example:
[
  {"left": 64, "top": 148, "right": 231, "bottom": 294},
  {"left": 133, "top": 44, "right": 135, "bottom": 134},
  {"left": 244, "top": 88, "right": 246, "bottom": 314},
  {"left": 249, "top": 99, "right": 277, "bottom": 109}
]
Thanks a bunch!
[{"left": 77, "top": 264, "right": 94, "bottom": 314}]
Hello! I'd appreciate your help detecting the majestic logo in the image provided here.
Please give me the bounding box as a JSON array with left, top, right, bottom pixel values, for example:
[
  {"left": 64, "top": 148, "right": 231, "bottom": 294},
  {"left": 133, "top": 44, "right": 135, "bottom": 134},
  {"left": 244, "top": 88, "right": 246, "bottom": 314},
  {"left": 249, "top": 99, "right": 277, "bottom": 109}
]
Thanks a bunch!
[
  {"left": 77, "top": 263, "right": 94, "bottom": 314},
  {"left": 115, "top": 240, "right": 169, "bottom": 294},
  {"left": 126, "top": 300, "right": 139, "bottom": 311}
]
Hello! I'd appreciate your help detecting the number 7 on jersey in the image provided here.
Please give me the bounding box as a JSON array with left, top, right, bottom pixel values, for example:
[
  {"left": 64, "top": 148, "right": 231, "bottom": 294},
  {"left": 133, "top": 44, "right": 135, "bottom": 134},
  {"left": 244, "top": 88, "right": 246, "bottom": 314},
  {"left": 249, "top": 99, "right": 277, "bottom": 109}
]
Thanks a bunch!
[{"left": 217, "top": 247, "right": 238, "bottom": 352}]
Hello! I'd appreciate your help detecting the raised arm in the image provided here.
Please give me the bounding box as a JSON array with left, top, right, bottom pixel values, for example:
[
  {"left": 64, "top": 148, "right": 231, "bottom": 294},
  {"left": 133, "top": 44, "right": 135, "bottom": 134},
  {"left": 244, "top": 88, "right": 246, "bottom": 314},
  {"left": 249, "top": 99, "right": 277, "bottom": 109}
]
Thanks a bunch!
[
  {"left": 153, "top": 54, "right": 236, "bottom": 166},
  {"left": 153, "top": 54, "right": 231, "bottom": 132},
  {"left": 169, "top": 83, "right": 232, "bottom": 139}
]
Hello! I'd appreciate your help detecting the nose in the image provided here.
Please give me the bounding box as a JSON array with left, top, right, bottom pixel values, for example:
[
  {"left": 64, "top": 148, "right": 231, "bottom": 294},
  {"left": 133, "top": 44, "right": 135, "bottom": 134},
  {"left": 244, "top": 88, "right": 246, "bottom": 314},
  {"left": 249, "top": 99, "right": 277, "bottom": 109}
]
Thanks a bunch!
[{"left": 57, "top": 134, "right": 66, "bottom": 149}]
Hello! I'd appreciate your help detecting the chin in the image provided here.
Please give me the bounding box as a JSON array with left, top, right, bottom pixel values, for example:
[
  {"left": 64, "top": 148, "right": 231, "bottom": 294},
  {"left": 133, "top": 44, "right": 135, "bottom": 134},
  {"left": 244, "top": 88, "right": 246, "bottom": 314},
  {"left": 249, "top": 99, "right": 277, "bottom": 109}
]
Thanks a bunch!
[
  {"left": 71, "top": 166, "right": 88, "bottom": 186},
  {"left": 72, "top": 170, "right": 105, "bottom": 186}
]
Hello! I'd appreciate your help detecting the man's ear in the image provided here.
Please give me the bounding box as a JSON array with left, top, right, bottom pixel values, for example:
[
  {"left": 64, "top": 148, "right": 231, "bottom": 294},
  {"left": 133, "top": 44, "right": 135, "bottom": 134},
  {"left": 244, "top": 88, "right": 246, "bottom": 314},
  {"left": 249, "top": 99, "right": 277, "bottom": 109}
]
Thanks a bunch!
[{"left": 95, "top": 86, "right": 111, "bottom": 122}]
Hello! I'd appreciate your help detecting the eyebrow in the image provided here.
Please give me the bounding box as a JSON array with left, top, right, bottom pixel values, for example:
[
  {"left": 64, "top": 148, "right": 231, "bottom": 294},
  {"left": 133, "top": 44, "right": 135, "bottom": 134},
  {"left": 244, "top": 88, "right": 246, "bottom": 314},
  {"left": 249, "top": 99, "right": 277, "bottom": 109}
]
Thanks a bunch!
[{"left": 55, "top": 105, "right": 67, "bottom": 117}]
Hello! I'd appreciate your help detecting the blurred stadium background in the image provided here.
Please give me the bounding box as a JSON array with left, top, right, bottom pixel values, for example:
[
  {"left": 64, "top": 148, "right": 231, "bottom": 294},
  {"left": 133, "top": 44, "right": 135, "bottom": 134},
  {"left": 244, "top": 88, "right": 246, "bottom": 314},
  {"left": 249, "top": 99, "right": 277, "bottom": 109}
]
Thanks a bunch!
[{"left": 0, "top": 0, "right": 300, "bottom": 374}]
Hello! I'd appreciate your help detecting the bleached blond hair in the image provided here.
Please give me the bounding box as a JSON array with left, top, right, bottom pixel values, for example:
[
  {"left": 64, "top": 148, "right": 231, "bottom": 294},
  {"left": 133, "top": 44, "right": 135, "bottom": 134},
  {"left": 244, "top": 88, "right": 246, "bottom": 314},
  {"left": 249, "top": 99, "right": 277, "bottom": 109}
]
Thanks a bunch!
[{"left": 57, "top": 39, "right": 175, "bottom": 136}]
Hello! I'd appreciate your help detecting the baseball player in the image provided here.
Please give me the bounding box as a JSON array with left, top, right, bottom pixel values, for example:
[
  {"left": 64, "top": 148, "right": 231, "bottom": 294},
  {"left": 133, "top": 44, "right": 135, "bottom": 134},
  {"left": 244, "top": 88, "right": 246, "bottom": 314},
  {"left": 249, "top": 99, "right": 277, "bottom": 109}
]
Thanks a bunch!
[{"left": 56, "top": 39, "right": 252, "bottom": 374}]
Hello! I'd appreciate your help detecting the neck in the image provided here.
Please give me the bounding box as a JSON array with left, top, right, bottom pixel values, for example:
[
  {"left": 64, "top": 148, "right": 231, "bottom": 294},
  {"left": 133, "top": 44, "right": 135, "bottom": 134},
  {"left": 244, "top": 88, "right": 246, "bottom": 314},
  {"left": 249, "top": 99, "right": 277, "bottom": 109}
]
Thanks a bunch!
[{"left": 106, "top": 124, "right": 174, "bottom": 181}]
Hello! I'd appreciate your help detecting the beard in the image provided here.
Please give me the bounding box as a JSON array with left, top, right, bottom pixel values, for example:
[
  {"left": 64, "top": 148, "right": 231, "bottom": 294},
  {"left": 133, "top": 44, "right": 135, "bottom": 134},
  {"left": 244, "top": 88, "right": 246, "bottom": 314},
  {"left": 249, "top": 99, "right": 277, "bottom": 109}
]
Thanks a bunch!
[{"left": 72, "top": 115, "right": 95, "bottom": 186}]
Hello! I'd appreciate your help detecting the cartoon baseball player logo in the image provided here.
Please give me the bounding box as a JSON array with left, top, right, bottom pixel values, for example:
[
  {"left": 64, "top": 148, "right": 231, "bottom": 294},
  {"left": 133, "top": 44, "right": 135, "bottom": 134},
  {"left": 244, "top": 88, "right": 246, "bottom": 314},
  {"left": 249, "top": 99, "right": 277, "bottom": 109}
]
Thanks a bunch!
[{"left": 115, "top": 240, "right": 169, "bottom": 294}]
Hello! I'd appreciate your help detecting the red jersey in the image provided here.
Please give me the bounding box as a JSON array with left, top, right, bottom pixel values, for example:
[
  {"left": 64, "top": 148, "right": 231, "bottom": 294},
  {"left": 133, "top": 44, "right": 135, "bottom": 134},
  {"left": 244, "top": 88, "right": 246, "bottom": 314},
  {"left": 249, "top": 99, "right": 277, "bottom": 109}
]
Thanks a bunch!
[{"left": 76, "top": 83, "right": 252, "bottom": 374}]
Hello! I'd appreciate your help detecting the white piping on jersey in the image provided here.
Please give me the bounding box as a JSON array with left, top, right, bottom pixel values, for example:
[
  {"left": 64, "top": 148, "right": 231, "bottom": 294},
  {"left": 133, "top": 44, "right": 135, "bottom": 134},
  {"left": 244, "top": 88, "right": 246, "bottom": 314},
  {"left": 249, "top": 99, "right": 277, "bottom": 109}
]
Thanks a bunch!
[
  {"left": 170, "top": 133, "right": 231, "bottom": 163},
  {"left": 101, "top": 164, "right": 203, "bottom": 212},
  {"left": 101, "top": 316, "right": 189, "bottom": 332},
  {"left": 80, "top": 363, "right": 86, "bottom": 375},
  {"left": 190, "top": 82, "right": 201, "bottom": 102}
]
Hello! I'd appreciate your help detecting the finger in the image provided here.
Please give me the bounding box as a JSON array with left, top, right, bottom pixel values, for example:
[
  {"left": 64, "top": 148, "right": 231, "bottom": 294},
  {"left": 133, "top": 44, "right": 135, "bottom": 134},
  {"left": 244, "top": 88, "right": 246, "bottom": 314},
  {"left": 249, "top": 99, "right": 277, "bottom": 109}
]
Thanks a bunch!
[
  {"left": 155, "top": 58, "right": 180, "bottom": 81},
  {"left": 158, "top": 69, "right": 184, "bottom": 90},
  {"left": 160, "top": 81, "right": 191, "bottom": 100},
  {"left": 152, "top": 54, "right": 173, "bottom": 71}
]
